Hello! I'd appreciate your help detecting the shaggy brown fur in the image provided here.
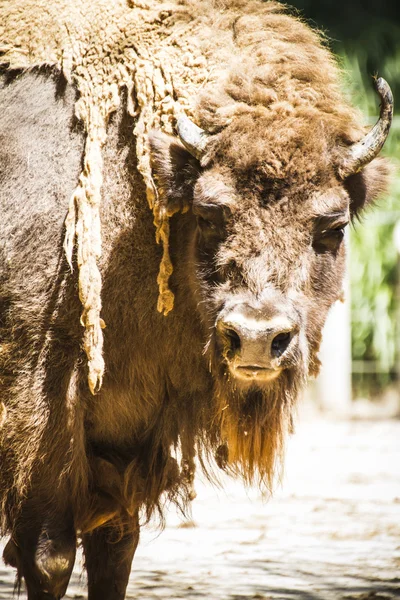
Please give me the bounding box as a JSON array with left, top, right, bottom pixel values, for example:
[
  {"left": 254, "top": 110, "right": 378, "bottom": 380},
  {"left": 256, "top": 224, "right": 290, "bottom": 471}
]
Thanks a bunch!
[{"left": 0, "top": 0, "right": 391, "bottom": 597}]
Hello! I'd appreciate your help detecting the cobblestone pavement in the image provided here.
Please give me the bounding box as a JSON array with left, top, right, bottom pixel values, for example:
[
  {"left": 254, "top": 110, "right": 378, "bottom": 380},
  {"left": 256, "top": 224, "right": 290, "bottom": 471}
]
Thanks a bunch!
[{"left": 1, "top": 417, "right": 399, "bottom": 599}]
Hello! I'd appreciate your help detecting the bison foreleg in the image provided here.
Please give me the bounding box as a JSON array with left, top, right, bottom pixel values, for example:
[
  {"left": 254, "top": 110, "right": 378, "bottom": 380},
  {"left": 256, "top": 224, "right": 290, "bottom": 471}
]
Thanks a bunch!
[
  {"left": 82, "top": 517, "right": 139, "bottom": 600},
  {"left": 3, "top": 509, "right": 76, "bottom": 599}
]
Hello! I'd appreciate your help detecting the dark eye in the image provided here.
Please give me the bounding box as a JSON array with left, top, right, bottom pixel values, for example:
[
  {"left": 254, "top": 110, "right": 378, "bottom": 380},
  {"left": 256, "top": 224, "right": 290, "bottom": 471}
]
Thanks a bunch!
[
  {"left": 197, "top": 215, "right": 218, "bottom": 231},
  {"left": 194, "top": 203, "right": 226, "bottom": 239},
  {"left": 313, "top": 224, "right": 347, "bottom": 254}
]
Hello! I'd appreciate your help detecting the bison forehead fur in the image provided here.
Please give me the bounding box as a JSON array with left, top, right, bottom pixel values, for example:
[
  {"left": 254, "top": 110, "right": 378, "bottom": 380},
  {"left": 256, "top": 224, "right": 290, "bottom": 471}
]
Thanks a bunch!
[{"left": 0, "top": 0, "right": 391, "bottom": 597}]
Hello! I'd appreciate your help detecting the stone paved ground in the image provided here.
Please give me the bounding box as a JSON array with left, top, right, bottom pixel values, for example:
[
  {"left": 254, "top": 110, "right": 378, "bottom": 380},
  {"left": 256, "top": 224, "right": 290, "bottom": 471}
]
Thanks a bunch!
[{"left": 1, "top": 416, "right": 399, "bottom": 599}]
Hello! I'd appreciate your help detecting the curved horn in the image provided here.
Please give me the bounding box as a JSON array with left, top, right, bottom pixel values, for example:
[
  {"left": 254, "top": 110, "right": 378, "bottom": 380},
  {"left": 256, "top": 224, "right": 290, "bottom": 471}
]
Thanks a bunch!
[
  {"left": 176, "top": 115, "right": 210, "bottom": 160},
  {"left": 339, "top": 77, "right": 393, "bottom": 179}
]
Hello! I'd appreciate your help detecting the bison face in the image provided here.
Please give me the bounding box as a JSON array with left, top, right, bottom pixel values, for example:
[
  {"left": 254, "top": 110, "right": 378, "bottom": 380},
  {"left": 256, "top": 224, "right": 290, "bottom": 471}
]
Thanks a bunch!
[
  {"left": 150, "top": 130, "right": 387, "bottom": 382},
  {"left": 190, "top": 167, "right": 346, "bottom": 384},
  {"left": 149, "top": 122, "right": 390, "bottom": 484}
]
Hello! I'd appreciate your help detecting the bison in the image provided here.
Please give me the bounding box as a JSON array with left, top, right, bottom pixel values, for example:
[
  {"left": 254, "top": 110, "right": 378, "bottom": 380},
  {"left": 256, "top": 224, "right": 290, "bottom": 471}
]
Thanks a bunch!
[{"left": 0, "top": 0, "right": 393, "bottom": 598}]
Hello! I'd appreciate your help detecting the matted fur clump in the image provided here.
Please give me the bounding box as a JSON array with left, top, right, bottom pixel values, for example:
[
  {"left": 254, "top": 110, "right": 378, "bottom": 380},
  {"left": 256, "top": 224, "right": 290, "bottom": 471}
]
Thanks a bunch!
[{"left": 0, "top": 0, "right": 360, "bottom": 394}]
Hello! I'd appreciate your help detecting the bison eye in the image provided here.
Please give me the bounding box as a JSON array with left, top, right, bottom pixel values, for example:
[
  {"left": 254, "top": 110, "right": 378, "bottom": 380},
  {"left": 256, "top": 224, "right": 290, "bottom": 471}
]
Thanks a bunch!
[
  {"left": 194, "top": 203, "right": 226, "bottom": 239},
  {"left": 197, "top": 215, "right": 218, "bottom": 231},
  {"left": 312, "top": 224, "right": 347, "bottom": 254}
]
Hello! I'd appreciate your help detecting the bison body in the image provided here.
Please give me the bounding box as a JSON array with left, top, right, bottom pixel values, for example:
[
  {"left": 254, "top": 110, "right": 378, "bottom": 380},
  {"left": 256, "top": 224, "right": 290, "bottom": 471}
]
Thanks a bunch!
[{"left": 0, "top": 0, "right": 392, "bottom": 598}]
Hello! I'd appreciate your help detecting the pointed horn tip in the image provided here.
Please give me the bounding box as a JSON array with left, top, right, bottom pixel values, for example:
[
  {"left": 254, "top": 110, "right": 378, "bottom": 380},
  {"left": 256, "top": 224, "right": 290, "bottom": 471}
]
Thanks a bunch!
[
  {"left": 374, "top": 76, "right": 394, "bottom": 106},
  {"left": 375, "top": 76, "right": 391, "bottom": 95},
  {"left": 338, "top": 76, "right": 394, "bottom": 179},
  {"left": 176, "top": 114, "right": 204, "bottom": 138},
  {"left": 176, "top": 114, "right": 192, "bottom": 136},
  {"left": 176, "top": 114, "right": 209, "bottom": 160}
]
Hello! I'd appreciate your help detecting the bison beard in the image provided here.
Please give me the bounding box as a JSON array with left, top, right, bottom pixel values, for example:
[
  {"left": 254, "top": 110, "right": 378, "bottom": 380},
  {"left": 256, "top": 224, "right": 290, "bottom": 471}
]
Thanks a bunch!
[
  {"left": 208, "top": 336, "right": 305, "bottom": 488},
  {"left": 215, "top": 379, "right": 296, "bottom": 485}
]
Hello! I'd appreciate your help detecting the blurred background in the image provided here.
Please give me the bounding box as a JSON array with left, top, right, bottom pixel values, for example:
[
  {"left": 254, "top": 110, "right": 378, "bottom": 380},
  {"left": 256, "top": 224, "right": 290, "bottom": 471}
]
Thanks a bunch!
[{"left": 289, "top": 0, "right": 400, "bottom": 415}]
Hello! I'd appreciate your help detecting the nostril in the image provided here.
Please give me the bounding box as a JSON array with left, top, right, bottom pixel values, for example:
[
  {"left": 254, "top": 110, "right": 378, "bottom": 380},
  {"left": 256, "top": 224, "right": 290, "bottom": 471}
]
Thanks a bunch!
[
  {"left": 223, "top": 327, "right": 241, "bottom": 356},
  {"left": 271, "top": 331, "right": 292, "bottom": 358}
]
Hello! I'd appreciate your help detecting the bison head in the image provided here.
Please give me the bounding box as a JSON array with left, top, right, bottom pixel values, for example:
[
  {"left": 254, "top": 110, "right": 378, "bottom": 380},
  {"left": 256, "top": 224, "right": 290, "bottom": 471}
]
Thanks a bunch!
[{"left": 149, "top": 78, "right": 392, "bottom": 486}]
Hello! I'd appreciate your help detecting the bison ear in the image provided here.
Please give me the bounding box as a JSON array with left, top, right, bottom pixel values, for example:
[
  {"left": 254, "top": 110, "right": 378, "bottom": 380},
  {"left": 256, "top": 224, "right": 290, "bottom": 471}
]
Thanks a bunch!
[
  {"left": 149, "top": 131, "right": 201, "bottom": 214},
  {"left": 344, "top": 156, "right": 392, "bottom": 219}
]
